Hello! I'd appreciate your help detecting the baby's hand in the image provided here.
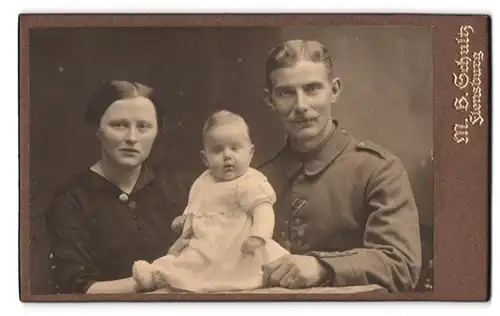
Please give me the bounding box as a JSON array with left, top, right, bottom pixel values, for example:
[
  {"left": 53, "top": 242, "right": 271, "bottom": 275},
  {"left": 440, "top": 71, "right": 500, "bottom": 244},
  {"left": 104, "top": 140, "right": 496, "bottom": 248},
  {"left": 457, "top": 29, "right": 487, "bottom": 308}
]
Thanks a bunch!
[
  {"left": 171, "top": 215, "right": 187, "bottom": 234},
  {"left": 168, "top": 238, "right": 190, "bottom": 256},
  {"left": 241, "top": 236, "right": 266, "bottom": 254}
]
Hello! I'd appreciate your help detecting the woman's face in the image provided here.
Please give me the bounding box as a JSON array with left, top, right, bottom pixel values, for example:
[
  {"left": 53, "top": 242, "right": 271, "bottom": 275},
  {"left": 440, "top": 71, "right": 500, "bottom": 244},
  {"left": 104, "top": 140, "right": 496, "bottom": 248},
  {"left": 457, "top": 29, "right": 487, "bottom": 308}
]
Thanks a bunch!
[{"left": 97, "top": 96, "right": 158, "bottom": 169}]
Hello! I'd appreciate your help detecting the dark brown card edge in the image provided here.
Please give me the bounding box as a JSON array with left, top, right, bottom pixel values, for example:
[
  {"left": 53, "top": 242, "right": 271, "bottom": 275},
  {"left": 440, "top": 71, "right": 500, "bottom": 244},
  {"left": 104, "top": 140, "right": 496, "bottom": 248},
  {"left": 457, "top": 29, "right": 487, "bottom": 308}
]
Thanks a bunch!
[{"left": 18, "top": 13, "right": 491, "bottom": 302}]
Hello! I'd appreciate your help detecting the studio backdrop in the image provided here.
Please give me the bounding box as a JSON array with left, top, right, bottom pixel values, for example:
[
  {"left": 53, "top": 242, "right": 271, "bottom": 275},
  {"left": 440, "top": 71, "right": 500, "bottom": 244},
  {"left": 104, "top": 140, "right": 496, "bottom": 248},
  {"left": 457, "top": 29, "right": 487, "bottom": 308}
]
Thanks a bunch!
[{"left": 28, "top": 26, "right": 434, "bottom": 294}]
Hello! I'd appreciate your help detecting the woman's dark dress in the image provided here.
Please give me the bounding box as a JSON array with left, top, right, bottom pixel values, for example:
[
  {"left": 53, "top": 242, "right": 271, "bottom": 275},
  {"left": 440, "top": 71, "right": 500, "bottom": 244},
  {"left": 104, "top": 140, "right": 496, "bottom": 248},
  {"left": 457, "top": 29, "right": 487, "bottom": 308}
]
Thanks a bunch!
[{"left": 46, "top": 164, "right": 188, "bottom": 293}]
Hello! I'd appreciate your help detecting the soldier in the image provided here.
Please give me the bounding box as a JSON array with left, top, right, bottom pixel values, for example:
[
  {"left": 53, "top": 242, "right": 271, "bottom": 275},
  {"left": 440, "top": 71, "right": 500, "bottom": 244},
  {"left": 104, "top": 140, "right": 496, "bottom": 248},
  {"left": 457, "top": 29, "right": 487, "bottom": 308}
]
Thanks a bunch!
[{"left": 259, "top": 39, "right": 422, "bottom": 292}]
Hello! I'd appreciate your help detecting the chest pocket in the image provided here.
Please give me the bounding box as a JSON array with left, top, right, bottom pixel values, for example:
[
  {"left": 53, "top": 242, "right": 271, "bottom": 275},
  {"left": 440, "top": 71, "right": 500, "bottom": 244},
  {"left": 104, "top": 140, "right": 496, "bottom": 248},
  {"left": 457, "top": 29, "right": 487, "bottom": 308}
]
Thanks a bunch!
[
  {"left": 287, "top": 171, "right": 365, "bottom": 253},
  {"left": 277, "top": 173, "right": 334, "bottom": 253}
]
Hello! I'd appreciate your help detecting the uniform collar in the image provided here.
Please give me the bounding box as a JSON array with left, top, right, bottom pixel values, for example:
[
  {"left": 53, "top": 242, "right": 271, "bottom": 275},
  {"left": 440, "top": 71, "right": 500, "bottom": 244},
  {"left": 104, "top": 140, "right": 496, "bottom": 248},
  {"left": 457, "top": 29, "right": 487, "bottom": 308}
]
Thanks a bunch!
[{"left": 282, "top": 120, "right": 351, "bottom": 178}]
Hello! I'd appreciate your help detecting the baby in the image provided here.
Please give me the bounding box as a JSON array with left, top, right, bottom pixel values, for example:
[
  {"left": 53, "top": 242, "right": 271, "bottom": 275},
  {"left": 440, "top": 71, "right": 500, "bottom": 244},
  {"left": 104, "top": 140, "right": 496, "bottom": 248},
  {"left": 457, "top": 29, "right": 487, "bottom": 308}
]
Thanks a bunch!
[{"left": 132, "top": 110, "right": 289, "bottom": 293}]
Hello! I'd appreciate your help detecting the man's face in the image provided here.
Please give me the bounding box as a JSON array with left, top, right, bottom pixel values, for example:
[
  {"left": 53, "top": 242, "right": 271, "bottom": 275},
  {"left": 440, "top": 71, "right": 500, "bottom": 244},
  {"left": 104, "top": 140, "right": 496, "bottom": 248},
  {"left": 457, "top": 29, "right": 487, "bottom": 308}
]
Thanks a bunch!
[{"left": 266, "top": 60, "right": 340, "bottom": 144}]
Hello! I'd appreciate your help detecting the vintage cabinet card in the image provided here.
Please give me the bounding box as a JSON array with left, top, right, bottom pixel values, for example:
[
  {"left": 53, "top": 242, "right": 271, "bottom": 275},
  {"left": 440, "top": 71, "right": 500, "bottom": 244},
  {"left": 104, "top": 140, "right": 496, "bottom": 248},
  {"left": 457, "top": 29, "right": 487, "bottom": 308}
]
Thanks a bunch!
[{"left": 18, "top": 14, "right": 490, "bottom": 302}]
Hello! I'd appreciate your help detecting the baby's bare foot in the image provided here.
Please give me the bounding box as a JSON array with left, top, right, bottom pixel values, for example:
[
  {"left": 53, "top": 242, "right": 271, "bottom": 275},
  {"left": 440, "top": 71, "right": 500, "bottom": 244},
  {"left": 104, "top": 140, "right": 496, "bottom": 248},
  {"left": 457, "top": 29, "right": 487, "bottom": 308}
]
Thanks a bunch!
[{"left": 132, "top": 260, "right": 155, "bottom": 291}]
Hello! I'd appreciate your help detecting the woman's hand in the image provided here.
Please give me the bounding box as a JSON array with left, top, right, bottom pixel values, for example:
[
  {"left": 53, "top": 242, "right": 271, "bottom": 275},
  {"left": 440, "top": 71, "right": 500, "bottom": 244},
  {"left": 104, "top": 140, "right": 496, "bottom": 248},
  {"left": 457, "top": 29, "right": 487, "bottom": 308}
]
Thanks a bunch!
[
  {"left": 171, "top": 215, "right": 187, "bottom": 234},
  {"left": 241, "top": 236, "right": 266, "bottom": 254}
]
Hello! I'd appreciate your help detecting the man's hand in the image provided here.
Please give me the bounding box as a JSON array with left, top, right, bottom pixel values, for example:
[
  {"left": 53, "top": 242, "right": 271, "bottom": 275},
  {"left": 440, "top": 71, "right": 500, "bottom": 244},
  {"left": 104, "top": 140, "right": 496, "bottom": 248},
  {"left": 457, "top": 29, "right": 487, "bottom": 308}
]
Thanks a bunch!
[
  {"left": 262, "top": 254, "right": 330, "bottom": 289},
  {"left": 171, "top": 215, "right": 187, "bottom": 234},
  {"left": 241, "top": 236, "right": 266, "bottom": 254}
]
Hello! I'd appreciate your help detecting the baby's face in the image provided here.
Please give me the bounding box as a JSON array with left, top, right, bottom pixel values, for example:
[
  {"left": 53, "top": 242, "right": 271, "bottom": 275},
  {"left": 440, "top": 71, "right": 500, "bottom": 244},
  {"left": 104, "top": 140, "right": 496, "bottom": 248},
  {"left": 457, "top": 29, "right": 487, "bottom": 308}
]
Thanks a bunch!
[{"left": 202, "top": 123, "right": 254, "bottom": 181}]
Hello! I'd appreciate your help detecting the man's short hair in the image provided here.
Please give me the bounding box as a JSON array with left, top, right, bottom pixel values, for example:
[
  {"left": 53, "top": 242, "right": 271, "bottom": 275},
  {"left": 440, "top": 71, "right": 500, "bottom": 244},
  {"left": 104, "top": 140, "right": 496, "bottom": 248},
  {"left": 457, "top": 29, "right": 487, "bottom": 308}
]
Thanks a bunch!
[{"left": 265, "top": 39, "right": 335, "bottom": 89}]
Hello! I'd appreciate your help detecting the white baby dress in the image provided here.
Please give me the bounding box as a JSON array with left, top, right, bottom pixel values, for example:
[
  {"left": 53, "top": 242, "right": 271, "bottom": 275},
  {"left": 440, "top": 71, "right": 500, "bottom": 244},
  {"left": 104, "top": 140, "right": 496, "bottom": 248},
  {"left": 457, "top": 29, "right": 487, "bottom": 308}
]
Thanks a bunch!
[{"left": 149, "top": 167, "right": 289, "bottom": 293}]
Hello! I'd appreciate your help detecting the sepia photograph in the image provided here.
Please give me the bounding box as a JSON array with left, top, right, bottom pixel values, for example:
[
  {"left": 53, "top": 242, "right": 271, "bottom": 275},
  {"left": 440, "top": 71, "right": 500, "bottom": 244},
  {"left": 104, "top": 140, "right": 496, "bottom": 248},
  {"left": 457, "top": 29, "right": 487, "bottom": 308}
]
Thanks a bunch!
[{"left": 19, "top": 14, "right": 489, "bottom": 302}]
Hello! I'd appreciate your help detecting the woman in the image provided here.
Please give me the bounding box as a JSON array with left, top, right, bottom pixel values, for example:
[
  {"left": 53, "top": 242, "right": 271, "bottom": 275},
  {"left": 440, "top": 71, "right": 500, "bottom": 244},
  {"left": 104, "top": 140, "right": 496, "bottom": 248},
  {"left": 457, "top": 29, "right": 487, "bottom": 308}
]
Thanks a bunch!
[{"left": 46, "top": 80, "right": 187, "bottom": 294}]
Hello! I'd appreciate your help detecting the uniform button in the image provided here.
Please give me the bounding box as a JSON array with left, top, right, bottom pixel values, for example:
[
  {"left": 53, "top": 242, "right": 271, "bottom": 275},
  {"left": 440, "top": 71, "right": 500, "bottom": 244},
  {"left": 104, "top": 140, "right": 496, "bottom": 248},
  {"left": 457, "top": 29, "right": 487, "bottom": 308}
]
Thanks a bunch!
[
  {"left": 280, "top": 231, "right": 288, "bottom": 238},
  {"left": 144, "top": 236, "right": 148, "bottom": 242},
  {"left": 137, "top": 225, "right": 143, "bottom": 230},
  {"left": 129, "top": 201, "right": 137, "bottom": 210},
  {"left": 282, "top": 240, "right": 292, "bottom": 251},
  {"left": 291, "top": 218, "right": 302, "bottom": 226},
  {"left": 133, "top": 215, "right": 138, "bottom": 220}
]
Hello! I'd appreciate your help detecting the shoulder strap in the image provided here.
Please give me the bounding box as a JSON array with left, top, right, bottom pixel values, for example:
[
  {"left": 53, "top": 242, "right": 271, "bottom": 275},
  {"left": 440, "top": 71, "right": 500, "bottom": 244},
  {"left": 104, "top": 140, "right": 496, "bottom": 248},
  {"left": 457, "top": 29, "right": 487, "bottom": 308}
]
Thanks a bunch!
[{"left": 355, "top": 140, "right": 392, "bottom": 160}]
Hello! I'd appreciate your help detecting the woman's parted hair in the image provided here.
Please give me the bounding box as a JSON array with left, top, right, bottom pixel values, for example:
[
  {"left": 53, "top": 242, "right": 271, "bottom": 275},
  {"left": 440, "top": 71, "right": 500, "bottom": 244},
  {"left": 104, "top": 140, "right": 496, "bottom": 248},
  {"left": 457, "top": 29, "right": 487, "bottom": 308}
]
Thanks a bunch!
[
  {"left": 84, "top": 80, "right": 165, "bottom": 130},
  {"left": 265, "top": 39, "right": 335, "bottom": 89}
]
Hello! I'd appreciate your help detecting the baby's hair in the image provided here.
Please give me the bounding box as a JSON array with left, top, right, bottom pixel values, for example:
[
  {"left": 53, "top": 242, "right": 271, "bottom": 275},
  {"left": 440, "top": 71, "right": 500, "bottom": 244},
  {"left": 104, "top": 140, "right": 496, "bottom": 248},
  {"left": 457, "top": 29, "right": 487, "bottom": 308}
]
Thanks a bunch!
[
  {"left": 265, "top": 39, "right": 334, "bottom": 89},
  {"left": 202, "top": 110, "right": 251, "bottom": 143}
]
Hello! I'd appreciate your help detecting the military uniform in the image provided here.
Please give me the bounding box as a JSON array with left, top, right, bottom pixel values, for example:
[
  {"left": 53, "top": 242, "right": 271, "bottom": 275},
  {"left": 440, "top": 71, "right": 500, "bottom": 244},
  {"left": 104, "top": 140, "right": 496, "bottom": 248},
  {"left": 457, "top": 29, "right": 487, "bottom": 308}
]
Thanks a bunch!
[{"left": 259, "top": 121, "right": 422, "bottom": 292}]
